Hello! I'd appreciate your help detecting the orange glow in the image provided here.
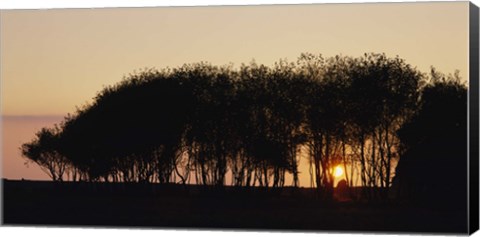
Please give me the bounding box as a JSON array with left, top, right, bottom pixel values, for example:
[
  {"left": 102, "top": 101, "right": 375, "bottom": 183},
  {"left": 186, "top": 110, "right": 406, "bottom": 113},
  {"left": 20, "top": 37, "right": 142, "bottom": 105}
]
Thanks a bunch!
[{"left": 333, "top": 166, "right": 344, "bottom": 178}]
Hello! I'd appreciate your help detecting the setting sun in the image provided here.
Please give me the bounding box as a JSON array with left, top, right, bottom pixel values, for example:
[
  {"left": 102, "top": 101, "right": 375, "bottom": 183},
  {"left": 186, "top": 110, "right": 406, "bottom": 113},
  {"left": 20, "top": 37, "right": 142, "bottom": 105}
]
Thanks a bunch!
[{"left": 333, "top": 166, "right": 344, "bottom": 178}]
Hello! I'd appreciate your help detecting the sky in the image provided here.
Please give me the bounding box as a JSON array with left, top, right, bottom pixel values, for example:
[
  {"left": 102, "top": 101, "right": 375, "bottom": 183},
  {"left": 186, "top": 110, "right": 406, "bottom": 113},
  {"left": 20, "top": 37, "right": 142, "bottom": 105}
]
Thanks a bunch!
[
  {"left": 0, "top": 1, "right": 470, "bottom": 181},
  {"left": 1, "top": 1, "right": 470, "bottom": 116},
  {"left": 2, "top": 116, "right": 63, "bottom": 180}
]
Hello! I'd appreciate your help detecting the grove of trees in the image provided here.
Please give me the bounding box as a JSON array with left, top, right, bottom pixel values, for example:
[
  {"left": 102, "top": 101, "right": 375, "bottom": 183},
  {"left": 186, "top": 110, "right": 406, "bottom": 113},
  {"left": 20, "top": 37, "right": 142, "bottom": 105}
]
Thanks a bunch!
[{"left": 21, "top": 53, "right": 467, "bottom": 201}]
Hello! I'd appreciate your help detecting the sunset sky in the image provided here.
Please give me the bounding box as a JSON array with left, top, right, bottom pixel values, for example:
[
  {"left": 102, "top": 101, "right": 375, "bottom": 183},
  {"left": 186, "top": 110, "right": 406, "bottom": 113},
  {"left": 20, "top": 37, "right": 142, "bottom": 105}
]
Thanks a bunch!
[
  {"left": 1, "top": 2, "right": 469, "bottom": 116},
  {"left": 1, "top": 1, "right": 470, "bottom": 181}
]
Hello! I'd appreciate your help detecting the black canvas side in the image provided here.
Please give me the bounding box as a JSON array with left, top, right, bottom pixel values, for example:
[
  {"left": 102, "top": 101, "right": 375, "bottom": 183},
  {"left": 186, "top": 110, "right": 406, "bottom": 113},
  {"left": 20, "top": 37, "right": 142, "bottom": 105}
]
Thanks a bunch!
[{"left": 469, "top": 1, "right": 479, "bottom": 235}]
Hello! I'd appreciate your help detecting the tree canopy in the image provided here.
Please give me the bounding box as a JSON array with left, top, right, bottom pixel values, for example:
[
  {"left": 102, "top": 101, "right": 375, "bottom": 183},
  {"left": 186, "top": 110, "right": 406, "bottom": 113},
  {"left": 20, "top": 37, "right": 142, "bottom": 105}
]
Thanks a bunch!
[{"left": 21, "top": 53, "right": 467, "bottom": 202}]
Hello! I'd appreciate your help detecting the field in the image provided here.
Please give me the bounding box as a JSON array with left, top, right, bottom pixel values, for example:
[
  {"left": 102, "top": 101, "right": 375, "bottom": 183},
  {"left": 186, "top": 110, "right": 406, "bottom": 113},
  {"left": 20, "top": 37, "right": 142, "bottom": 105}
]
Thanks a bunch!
[{"left": 2, "top": 180, "right": 467, "bottom": 234}]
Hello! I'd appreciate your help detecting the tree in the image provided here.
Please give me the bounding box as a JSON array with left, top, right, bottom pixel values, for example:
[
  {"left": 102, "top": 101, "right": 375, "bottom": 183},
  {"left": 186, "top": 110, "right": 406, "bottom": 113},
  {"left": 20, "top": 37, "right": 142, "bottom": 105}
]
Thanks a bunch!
[
  {"left": 60, "top": 69, "right": 193, "bottom": 183},
  {"left": 348, "top": 53, "right": 423, "bottom": 200},
  {"left": 302, "top": 55, "right": 353, "bottom": 199},
  {"left": 395, "top": 69, "right": 467, "bottom": 207},
  {"left": 21, "top": 126, "right": 68, "bottom": 181}
]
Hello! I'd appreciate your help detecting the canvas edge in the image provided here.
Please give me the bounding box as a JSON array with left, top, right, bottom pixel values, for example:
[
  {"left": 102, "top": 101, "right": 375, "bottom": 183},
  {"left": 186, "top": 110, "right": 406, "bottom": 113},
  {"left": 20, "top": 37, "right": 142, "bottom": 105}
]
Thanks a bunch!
[{"left": 469, "top": 1, "right": 479, "bottom": 235}]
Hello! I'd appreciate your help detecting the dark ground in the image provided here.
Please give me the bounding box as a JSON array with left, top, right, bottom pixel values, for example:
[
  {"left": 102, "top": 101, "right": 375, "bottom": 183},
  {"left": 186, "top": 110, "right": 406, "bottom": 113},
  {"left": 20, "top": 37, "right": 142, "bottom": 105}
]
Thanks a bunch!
[{"left": 1, "top": 180, "right": 467, "bottom": 234}]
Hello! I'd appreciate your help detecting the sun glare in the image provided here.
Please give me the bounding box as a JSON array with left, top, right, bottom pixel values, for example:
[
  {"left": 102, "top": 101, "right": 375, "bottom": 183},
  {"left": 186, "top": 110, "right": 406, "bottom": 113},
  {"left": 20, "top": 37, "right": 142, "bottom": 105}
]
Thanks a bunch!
[{"left": 333, "top": 166, "right": 344, "bottom": 178}]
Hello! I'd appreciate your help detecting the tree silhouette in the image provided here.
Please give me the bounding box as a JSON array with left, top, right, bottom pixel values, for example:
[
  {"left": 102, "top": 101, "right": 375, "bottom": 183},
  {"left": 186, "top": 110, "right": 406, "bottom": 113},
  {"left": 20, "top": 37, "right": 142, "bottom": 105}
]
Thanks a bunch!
[
  {"left": 21, "top": 126, "right": 68, "bottom": 181},
  {"left": 395, "top": 69, "right": 467, "bottom": 207},
  {"left": 181, "top": 63, "right": 237, "bottom": 186},
  {"left": 60, "top": 69, "right": 193, "bottom": 182},
  {"left": 19, "top": 53, "right": 466, "bottom": 206},
  {"left": 301, "top": 55, "right": 352, "bottom": 199},
  {"left": 348, "top": 54, "right": 423, "bottom": 200}
]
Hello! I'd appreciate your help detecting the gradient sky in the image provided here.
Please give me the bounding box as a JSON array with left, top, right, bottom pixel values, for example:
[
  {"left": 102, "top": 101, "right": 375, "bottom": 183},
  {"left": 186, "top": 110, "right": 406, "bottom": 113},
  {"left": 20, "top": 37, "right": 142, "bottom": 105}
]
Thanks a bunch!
[{"left": 1, "top": 2, "right": 469, "bottom": 116}]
